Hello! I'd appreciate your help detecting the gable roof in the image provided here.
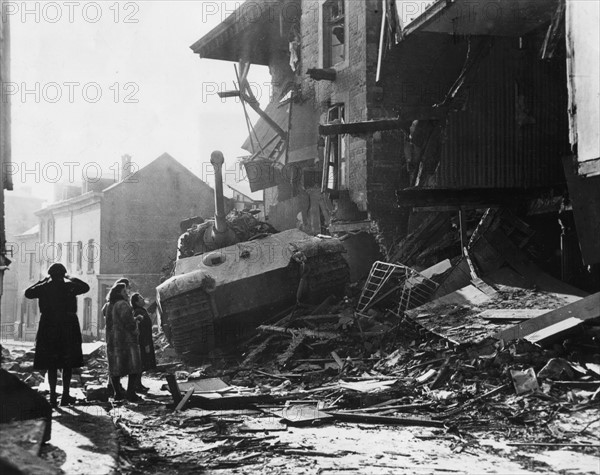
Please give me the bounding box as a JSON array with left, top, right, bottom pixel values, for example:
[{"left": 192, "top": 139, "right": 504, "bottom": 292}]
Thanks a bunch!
[{"left": 102, "top": 153, "right": 213, "bottom": 194}]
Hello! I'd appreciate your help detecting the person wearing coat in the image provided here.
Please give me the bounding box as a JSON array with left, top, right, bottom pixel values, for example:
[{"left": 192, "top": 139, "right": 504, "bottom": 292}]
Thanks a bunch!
[
  {"left": 103, "top": 278, "right": 130, "bottom": 396},
  {"left": 105, "top": 283, "right": 142, "bottom": 402},
  {"left": 25, "top": 263, "right": 90, "bottom": 407},
  {"left": 131, "top": 293, "right": 156, "bottom": 392}
]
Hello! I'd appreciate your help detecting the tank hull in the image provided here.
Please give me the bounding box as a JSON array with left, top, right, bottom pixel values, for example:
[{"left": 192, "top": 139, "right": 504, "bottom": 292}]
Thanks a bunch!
[{"left": 157, "top": 229, "right": 349, "bottom": 356}]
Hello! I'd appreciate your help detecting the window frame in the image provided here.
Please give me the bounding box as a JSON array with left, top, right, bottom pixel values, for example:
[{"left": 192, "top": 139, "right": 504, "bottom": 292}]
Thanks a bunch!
[
  {"left": 83, "top": 297, "right": 92, "bottom": 332},
  {"left": 76, "top": 241, "right": 83, "bottom": 272},
  {"left": 86, "top": 239, "right": 95, "bottom": 273},
  {"left": 320, "top": 0, "right": 348, "bottom": 69},
  {"left": 321, "top": 103, "right": 348, "bottom": 195}
]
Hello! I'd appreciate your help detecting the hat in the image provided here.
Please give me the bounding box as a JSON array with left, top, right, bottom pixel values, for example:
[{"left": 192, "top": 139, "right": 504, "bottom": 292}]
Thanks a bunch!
[{"left": 48, "top": 263, "right": 67, "bottom": 277}]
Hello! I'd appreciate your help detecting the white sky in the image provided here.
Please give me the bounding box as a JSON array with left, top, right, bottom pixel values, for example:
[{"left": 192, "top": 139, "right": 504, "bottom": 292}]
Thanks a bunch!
[{"left": 8, "top": 0, "right": 270, "bottom": 201}]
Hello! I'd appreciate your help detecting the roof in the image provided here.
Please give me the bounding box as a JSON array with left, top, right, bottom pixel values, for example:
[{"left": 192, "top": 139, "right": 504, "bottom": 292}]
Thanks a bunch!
[
  {"left": 102, "top": 152, "right": 212, "bottom": 194},
  {"left": 399, "top": 0, "right": 559, "bottom": 37},
  {"left": 190, "top": 0, "right": 295, "bottom": 66},
  {"left": 37, "top": 153, "right": 212, "bottom": 214},
  {"left": 16, "top": 224, "right": 39, "bottom": 237},
  {"left": 36, "top": 191, "right": 103, "bottom": 216}
]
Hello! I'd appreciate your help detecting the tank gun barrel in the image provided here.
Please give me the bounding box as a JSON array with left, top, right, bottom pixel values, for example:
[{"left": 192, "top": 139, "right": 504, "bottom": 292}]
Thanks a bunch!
[{"left": 210, "top": 151, "right": 228, "bottom": 233}]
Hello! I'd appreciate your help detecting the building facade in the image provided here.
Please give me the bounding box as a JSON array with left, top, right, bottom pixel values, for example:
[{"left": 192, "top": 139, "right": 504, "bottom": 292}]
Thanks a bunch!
[
  {"left": 11, "top": 225, "right": 40, "bottom": 341},
  {"left": 192, "top": 0, "right": 600, "bottom": 288},
  {"left": 0, "top": 189, "right": 44, "bottom": 337},
  {"left": 0, "top": 0, "right": 13, "bottom": 323},
  {"left": 28, "top": 153, "right": 216, "bottom": 340}
]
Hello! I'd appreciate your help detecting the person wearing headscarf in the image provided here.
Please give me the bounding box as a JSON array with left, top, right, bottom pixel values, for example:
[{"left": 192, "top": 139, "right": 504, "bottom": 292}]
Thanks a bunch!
[
  {"left": 130, "top": 293, "right": 157, "bottom": 392},
  {"left": 105, "top": 282, "right": 142, "bottom": 402},
  {"left": 25, "top": 263, "right": 90, "bottom": 407}
]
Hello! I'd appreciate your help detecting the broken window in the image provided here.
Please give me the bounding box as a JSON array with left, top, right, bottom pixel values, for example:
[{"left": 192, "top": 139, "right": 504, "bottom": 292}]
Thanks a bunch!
[
  {"left": 323, "top": 0, "right": 345, "bottom": 68},
  {"left": 322, "top": 104, "right": 348, "bottom": 195}
]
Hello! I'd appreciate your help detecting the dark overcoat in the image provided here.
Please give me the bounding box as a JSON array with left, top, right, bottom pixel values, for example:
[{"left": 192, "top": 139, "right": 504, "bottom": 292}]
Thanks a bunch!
[
  {"left": 133, "top": 306, "right": 157, "bottom": 371},
  {"left": 25, "top": 277, "right": 90, "bottom": 370},
  {"left": 107, "top": 299, "right": 142, "bottom": 377}
]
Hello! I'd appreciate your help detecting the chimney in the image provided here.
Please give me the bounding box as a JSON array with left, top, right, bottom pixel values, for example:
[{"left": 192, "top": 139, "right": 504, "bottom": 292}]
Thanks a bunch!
[{"left": 121, "top": 154, "right": 132, "bottom": 181}]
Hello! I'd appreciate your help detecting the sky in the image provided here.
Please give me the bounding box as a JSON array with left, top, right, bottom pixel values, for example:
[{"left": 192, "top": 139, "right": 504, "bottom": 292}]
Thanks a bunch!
[{"left": 7, "top": 0, "right": 270, "bottom": 202}]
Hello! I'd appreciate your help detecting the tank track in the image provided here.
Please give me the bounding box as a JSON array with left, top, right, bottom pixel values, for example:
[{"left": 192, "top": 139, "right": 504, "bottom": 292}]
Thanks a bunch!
[{"left": 163, "top": 289, "right": 215, "bottom": 356}]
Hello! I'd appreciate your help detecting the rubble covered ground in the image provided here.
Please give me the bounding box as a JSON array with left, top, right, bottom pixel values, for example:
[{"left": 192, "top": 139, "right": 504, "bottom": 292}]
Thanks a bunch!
[
  {"left": 2, "top": 279, "right": 599, "bottom": 474},
  {"left": 2, "top": 209, "right": 600, "bottom": 474}
]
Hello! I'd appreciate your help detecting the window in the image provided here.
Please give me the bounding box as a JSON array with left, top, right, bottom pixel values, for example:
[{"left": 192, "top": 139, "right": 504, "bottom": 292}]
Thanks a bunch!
[
  {"left": 323, "top": 0, "right": 345, "bottom": 68},
  {"left": 28, "top": 253, "right": 35, "bottom": 280},
  {"left": 76, "top": 241, "right": 83, "bottom": 272},
  {"left": 47, "top": 218, "right": 54, "bottom": 242},
  {"left": 321, "top": 104, "right": 348, "bottom": 195},
  {"left": 83, "top": 297, "right": 92, "bottom": 331},
  {"left": 22, "top": 297, "right": 38, "bottom": 328},
  {"left": 86, "top": 239, "right": 95, "bottom": 273},
  {"left": 67, "top": 241, "right": 73, "bottom": 271}
]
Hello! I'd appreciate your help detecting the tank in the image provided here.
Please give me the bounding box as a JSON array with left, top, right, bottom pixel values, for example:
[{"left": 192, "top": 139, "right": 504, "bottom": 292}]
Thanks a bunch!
[{"left": 156, "top": 151, "right": 350, "bottom": 356}]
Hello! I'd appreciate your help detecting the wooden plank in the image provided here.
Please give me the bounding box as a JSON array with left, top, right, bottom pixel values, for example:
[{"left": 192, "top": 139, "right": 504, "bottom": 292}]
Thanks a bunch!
[
  {"left": 174, "top": 388, "right": 195, "bottom": 412},
  {"left": 258, "top": 325, "right": 340, "bottom": 340},
  {"left": 178, "top": 378, "right": 230, "bottom": 394},
  {"left": 165, "top": 374, "right": 182, "bottom": 404},
  {"left": 409, "top": 284, "right": 491, "bottom": 312},
  {"left": 478, "top": 309, "right": 551, "bottom": 322},
  {"left": 329, "top": 411, "right": 444, "bottom": 428},
  {"left": 493, "top": 292, "right": 600, "bottom": 343}
]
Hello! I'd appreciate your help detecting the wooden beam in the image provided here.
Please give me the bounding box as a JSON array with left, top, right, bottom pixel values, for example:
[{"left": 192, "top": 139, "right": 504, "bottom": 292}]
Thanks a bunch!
[
  {"left": 320, "top": 119, "right": 402, "bottom": 136},
  {"left": 396, "top": 186, "right": 566, "bottom": 208},
  {"left": 493, "top": 292, "right": 600, "bottom": 344},
  {"left": 241, "top": 91, "right": 287, "bottom": 140},
  {"left": 217, "top": 90, "right": 240, "bottom": 98},
  {"left": 319, "top": 108, "right": 448, "bottom": 136},
  {"left": 307, "top": 68, "right": 337, "bottom": 81}
]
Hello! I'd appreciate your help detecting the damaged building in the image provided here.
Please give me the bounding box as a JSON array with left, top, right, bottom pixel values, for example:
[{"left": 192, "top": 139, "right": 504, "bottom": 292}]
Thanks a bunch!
[
  {"left": 191, "top": 0, "right": 599, "bottom": 291},
  {"left": 3, "top": 2, "right": 600, "bottom": 473}
]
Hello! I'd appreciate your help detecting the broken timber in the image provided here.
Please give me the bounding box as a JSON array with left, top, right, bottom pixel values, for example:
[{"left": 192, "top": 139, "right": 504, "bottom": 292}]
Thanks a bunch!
[
  {"left": 493, "top": 292, "right": 600, "bottom": 345},
  {"left": 319, "top": 108, "right": 448, "bottom": 136},
  {"left": 329, "top": 411, "right": 444, "bottom": 428},
  {"left": 258, "top": 325, "right": 339, "bottom": 340}
]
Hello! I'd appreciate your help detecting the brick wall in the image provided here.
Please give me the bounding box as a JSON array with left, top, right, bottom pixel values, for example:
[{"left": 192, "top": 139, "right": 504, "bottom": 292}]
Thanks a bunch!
[{"left": 262, "top": 1, "right": 410, "bottom": 246}]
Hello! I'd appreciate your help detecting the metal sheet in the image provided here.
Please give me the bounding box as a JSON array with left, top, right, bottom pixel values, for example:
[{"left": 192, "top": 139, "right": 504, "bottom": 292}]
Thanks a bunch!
[{"left": 437, "top": 35, "right": 569, "bottom": 188}]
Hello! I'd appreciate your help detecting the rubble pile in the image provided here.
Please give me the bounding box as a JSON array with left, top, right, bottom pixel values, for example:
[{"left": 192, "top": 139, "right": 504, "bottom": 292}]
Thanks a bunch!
[
  {"left": 108, "top": 208, "right": 599, "bottom": 471},
  {"left": 104, "top": 281, "right": 600, "bottom": 473},
  {"left": 3, "top": 208, "right": 599, "bottom": 473}
]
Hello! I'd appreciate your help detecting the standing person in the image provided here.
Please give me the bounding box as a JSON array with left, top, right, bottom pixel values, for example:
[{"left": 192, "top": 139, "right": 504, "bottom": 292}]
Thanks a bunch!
[
  {"left": 102, "top": 278, "right": 130, "bottom": 332},
  {"left": 25, "top": 263, "right": 90, "bottom": 407},
  {"left": 106, "top": 283, "right": 142, "bottom": 402},
  {"left": 131, "top": 293, "right": 156, "bottom": 392},
  {"left": 103, "top": 278, "right": 130, "bottom": 396}
]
